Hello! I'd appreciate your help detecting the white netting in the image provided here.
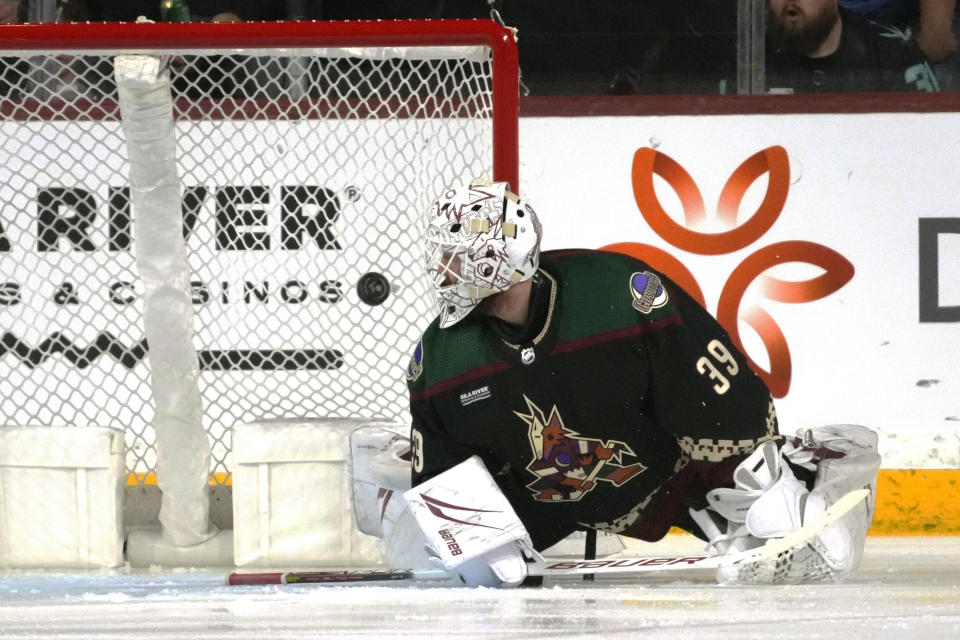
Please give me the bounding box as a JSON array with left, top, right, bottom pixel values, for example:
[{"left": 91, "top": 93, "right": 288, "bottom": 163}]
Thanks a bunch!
[
  {"left": 0, "top": 39, "right": 499, "bottom": 494},
  {"left": 720, "top": 542, "right": 836, "bottom": 584}
]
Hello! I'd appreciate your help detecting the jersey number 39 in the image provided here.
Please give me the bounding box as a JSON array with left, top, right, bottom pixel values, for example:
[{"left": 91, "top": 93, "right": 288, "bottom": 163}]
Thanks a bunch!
[{"left": 696, "top": 339, "right": 739, "bottom": 395}]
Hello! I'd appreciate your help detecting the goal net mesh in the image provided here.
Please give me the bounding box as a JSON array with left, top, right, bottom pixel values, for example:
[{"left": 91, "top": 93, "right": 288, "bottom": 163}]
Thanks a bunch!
[{"left": 0, "top": 34, "right": 501, "bottom": 490}]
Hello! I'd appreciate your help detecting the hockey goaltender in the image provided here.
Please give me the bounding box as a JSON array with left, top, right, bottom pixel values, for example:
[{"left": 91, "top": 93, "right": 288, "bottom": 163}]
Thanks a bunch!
[{"left": 350, "top": 181, "right": 881, "bottom": 587}]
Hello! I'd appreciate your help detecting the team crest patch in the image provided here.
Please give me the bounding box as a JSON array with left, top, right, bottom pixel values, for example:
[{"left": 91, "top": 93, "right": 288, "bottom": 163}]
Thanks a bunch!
[
  {"left": 514, "top": 395, "right": 645, "bottom": 502},
  {"left": 405, "top": 340, "right": 424, "bottom": 381},
  {"left": 630, "top": 271, "right": 668, "bottom": 313}
]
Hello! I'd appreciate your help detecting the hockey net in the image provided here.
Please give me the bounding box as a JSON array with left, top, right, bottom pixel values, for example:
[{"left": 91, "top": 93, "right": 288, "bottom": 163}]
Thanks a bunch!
[{"left": 0, "top": 20, "right": 518, "bottom": 538}]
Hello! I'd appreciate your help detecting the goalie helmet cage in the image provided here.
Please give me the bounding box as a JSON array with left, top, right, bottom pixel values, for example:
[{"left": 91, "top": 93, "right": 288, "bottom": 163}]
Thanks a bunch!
[{"left": 0, "top": 20, "right": 519, "bottom": 543}]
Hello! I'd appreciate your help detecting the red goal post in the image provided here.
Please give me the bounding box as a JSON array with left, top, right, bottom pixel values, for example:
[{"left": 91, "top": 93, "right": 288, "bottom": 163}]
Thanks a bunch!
[{"left": 0, "top": 19, "right": 519, "bottom": 550}]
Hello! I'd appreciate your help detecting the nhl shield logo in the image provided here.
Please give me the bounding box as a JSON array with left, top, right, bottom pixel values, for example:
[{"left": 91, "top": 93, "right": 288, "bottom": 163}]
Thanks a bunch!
[{"left": 630, "top": 271, "right": 668, "bottom": 313}]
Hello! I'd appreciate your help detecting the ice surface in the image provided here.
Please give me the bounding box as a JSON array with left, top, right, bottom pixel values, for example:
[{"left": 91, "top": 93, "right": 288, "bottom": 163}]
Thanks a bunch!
[{"left": 1, "top": 537, "right": 958, "bottom": 639}]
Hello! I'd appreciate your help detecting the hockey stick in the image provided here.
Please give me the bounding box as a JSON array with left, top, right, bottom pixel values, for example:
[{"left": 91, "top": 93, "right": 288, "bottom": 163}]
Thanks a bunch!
[
  {"left": 227, "top": 487, "right": 868, "bottom": 586},
  {"left": 534, "top": 487, "right": 868, "bottom": 578},
  {"left": 227, "top": 569, "right": 435, "bottom": 585}
]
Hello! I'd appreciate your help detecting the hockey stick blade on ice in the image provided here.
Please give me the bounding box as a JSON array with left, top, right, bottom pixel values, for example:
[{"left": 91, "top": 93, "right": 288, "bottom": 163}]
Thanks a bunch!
[
  {"left": 226, "top": 569, "right": 436, "bottom": 585},
  {"left": 227, "top": 488, "right": 869, "bottom": 586}
]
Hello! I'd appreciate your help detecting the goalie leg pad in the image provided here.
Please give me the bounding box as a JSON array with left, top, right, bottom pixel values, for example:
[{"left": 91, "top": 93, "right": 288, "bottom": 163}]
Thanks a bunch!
[
  {"left": 348, "top": 425, "right": 436, "bottom": 569},
  {"left": 705, "top": 427, "right": 880, "bottom": 583},
  {"left": 783, "top": 424, "right": 880, "bottom": 518},
  {"left": 349, "top": 424, "right": 411, "bottom": 538},
  {"left": 784, "top": 424, "right": 881, "bottom": 575}
]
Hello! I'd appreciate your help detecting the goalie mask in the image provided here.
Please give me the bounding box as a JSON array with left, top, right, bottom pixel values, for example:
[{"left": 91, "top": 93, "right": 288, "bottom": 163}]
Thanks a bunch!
[{"left": 425, "top": 181, "right": 542, "bottom": 328}]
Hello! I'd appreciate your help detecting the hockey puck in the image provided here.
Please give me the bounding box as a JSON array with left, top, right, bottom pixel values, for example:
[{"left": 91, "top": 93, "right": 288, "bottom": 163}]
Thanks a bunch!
[{"left": 357, "top": 271, "right": 390, "bottom": 306}]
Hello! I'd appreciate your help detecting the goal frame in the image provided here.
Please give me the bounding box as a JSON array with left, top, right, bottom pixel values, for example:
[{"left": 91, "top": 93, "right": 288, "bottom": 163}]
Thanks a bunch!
[
  {"left": 0, "top": 18, "right": 519, "bottom": 189},
  {"left": 0, "top": 18, "right": 520, "bottom": 566}
]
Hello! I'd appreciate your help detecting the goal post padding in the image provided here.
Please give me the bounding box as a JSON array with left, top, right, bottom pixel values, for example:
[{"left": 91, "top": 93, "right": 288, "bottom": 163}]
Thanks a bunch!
[
  {"left": 115, "top": 53, "right": 213, "bottom": 548},
  {"left": 0, "top": 19, "right": 518, "bottom": 564}
]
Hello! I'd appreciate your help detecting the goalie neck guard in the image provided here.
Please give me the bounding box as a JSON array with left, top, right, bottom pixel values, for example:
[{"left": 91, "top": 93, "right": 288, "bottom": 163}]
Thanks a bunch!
[{"left": 425, "top": 181, "right": 542, "bottom": 329}]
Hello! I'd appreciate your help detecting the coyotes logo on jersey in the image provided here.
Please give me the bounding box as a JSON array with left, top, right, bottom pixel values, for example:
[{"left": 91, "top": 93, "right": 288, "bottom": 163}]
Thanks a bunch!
[{"left": 514, "top": 395, "right": 645, "bottom": 502}]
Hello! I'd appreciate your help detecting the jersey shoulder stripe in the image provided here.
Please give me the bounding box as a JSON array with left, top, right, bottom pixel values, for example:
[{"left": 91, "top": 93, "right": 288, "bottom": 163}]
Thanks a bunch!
[{"left": 552, "top": 314, "right": 682, "bottom": 356}]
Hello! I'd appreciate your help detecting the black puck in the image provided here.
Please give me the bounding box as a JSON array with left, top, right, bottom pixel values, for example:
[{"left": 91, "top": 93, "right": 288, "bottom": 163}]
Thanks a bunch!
[{"left": 357, "top": 271, "right": 390, "bottom": 306}]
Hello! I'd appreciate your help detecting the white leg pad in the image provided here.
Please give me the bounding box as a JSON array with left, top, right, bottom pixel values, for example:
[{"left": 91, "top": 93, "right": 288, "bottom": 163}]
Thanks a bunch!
[
  {"left": 708, "top": 426, "right": 881, "bottom": 583},
  {"left": 348, "top": 425, "right": 436, "bottom": 569},
  {"left": 785, "top": 425, "right": 881, "bottom": 574},
  {"left": 349, "top": 424, "right": 411, "bottom": 538}
]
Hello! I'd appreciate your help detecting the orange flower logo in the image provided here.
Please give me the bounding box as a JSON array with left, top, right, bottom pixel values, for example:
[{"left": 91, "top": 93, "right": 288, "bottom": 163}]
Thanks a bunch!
[{"left": 603, "top": 146, "right": 853, "bottom": 398}]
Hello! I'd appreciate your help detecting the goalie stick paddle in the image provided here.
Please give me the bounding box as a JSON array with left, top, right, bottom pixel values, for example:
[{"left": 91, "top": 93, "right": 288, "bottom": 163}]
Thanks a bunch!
[{"left": 226, "top": 488, "right": 869, "bottom": 586}]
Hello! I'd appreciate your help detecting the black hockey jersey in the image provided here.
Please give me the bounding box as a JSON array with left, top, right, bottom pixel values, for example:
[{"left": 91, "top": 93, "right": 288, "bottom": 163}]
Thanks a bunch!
[
  {"left": 766, "top": 8, "right": 938, "bottom": 93},
  {"left": 406, "top": 250, "right": 779, "bottom": 550}
]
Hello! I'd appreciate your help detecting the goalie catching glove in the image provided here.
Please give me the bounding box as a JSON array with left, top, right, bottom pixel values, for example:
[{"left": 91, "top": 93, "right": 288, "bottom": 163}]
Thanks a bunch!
[
  {"left": 689, "top": 424, "right": 880, "bottom": 584},
  {"left": 403, "top": 456, "right": 539, "bottom": 588}
]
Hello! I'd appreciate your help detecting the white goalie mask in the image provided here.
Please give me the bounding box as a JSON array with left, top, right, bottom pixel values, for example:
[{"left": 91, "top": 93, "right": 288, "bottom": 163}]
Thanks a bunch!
[{"left": 425, "top": 181, "right": 542, "bottom": 328}]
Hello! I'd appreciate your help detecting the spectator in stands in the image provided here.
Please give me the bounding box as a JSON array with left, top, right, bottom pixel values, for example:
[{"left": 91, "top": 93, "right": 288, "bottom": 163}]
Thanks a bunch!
[
  {"left": 840, "top": 0, "right": 960, "bottom": 89},
  {"left": 913, "top": 0, "right": 958, "bottom": 63},
  {"left": 920, "top": 0, "right": 960, "bottom": 90},
  {"left": 838, "top": 0, "right": 957, "bottom": 63},
  {"left": 766, "top": 0, "right": 940, "bottom": 91}
]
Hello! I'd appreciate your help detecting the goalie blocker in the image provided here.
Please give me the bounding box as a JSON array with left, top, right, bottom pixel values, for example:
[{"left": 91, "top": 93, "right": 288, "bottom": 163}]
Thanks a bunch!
[
  {"left": 403, "top": 456, "right": 539, "bottom": 587},
  {"left": 351, "top": 425, "right": 534, "bottom": 587}
]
